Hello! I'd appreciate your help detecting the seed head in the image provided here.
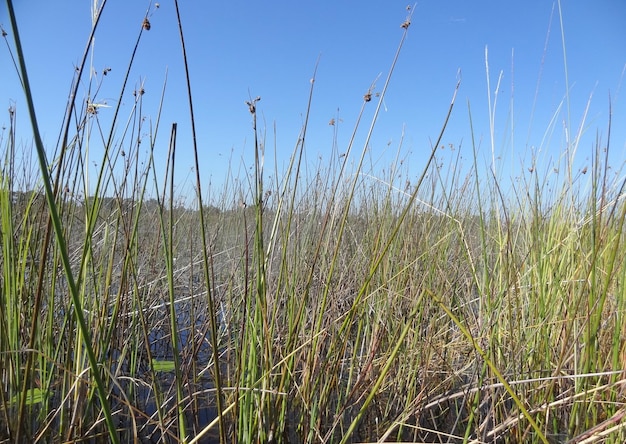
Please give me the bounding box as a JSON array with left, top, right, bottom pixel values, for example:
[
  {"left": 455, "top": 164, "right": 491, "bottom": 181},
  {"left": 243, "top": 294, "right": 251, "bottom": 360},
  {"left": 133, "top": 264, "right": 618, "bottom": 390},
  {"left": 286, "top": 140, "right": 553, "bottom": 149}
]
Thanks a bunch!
[{"left": 245, "top": 96, "right": 261, "bottom": 114}]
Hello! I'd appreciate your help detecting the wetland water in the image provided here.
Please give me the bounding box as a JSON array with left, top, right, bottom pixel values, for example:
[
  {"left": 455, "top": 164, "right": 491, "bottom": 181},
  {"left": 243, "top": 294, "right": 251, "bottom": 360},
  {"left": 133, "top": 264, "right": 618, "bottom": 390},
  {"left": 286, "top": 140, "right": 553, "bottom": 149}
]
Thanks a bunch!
[{"left": 123, "top": 290, "right": 224, "bottom": 442}]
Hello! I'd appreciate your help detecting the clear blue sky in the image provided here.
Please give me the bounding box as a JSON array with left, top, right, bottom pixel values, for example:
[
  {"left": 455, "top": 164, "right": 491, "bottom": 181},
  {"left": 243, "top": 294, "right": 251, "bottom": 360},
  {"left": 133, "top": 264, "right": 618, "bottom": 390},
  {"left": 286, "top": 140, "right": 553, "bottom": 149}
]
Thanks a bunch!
[{"left": 1, "top": 1, "right": 625, "bottom": 205}]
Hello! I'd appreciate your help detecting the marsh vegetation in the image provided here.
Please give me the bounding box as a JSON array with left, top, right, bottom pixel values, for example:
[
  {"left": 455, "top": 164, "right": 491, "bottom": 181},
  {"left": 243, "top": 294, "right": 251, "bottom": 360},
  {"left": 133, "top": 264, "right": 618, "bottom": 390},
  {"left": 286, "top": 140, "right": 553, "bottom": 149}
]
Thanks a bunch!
[{"left": 1, "top": 1, "right": 625, "bottom": 443}]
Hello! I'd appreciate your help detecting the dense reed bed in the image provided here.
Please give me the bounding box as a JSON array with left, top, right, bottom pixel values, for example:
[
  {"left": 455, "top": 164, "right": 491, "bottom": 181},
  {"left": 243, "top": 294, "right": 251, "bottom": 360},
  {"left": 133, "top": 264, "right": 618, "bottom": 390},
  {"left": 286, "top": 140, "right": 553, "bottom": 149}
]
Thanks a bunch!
[{"left": 2, "top": 1, "right": 625, "bottom": 443}]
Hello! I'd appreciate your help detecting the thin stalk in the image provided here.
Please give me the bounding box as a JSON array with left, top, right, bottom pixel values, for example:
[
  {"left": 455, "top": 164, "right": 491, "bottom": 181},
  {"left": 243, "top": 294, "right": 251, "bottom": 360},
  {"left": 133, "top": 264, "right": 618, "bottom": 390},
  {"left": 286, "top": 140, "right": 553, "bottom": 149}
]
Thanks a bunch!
[
  {"left": 303, "top": 17, "right": 418, "bottom": 431},
  {"left": 166, "top": 123, "right": 187, "bottom": 441},
  {"left": 5, "top": 1, "right": 119, "bottom": 442},
  {"left": 172, "top": 1, "right": 226, "bottom": 441}
]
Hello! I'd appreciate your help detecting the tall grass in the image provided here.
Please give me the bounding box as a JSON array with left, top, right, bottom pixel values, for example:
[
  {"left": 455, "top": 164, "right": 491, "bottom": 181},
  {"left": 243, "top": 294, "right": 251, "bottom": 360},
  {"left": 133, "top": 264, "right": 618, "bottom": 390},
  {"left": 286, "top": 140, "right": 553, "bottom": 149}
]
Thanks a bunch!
[{"left": 2, "top": 1, "right": 626, "bottom": 443}]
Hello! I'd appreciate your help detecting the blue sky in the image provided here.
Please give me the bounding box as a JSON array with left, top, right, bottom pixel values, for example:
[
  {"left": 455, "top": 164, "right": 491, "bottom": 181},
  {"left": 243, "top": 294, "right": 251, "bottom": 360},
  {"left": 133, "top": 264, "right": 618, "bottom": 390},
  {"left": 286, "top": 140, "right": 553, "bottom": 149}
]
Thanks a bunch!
[{"left": 1, "top": 1, "right": 625, "bottom": 205}]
